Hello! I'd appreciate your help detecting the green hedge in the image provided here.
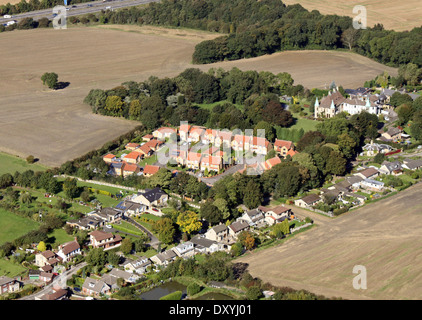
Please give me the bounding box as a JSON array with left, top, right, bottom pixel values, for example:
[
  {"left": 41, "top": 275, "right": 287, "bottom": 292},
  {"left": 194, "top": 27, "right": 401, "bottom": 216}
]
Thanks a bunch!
[{"left": 159, "top": 290, "right": 183, "bottom": 300}]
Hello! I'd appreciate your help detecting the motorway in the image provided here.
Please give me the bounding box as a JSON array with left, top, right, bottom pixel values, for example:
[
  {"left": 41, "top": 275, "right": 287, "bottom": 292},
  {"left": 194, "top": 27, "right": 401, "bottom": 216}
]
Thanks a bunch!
[{"left": 0, "top": 0, "right": 159, "bottom": 24}]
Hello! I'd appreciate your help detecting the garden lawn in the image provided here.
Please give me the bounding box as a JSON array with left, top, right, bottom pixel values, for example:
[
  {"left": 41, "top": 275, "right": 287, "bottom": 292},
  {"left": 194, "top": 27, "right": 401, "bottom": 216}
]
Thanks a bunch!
[
  {"left": 0, "top": 258, "right": 27, "bottom": 277},
  {"left": 0, "top": 152, "right": 47, "bottom": 176},
  {"left": 0, "top": 208, "right": 40, "bottom": 245},
  {"left": 289, "top": 117, "right": 318, "bottom": 132},
  {"left": 47, "top": 228, "right": 75, "bottom": 248}
]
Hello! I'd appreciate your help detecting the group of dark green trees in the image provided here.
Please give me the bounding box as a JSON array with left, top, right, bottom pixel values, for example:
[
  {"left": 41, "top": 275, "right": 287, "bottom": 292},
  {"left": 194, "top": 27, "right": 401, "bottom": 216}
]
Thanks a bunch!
[{"left": 84, "top": 67, "right": 303, "bottom": 132}]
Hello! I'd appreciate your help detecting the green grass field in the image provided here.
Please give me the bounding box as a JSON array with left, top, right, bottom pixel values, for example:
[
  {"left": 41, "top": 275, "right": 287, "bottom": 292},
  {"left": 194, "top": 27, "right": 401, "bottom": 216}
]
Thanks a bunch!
[
  {"left": 47, "top": 228, "right": 75, "bottom": 249},
  {"left": 289, "top": 117, "right": 318, "bottom": 132},
  {"left": 0, "top": 152, "right": 48, "bottom": 176},
  {"left": 194, "top": 100, "right": 244, "bottom": 112},
  {"left": 0, "top": 208, "right": 40, "bottom": 245},
  {"left": 0, "top": 258, "right": 27, "bottom": 277}
]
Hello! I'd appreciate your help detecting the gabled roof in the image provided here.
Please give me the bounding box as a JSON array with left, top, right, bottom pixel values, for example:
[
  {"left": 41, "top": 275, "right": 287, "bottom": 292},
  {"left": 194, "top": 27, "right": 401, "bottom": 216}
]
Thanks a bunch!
[
  {"left": 229, "top": 220, "right": 249, "bottom": 233},
  {"left": 125, "top": 142, "right": 140, "bottom": 149},
  {"left": 300, "top": 194, "right": 321, "bottom": 204},
  {"left": 103, "top": 153, "right": 116, "bottom": 159},
  {"left": 187, "top": 152, "right": 202, "bottom": 162},
  {"left": 201, "top": 155, "right": 222, "bottom": 165},
  {"left": 143, "top": 164, "right": 160, "bottom": 175},
  {"left": 356, "top": 167, "right": 379, "bottom": 178},
  {"left": 123, "top": 162, "right": 139, "bottom": 172},
  {"left": 124, "top": 151, "right": 141, "bottom": 160},
  {"left": 139, "top": 187, "right": 167, "bottom": 202},
  {"left": 60, "top": 240, "right": 80, "bottom": 255},
  {"left": 211, "top": 224, "right": 227, "bottom": 233},
  {"left": 89, "top": 230, "right": 113, "bottom": 242},
  {"left": 274, "top": 139, "right": 293, "bottom": 150}
]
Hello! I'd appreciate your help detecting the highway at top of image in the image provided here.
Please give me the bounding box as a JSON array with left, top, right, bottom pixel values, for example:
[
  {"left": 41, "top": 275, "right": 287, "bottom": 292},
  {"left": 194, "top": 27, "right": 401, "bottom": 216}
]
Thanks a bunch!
[{"left": 0, "top": 0, "right": 159, "bottom": 24}]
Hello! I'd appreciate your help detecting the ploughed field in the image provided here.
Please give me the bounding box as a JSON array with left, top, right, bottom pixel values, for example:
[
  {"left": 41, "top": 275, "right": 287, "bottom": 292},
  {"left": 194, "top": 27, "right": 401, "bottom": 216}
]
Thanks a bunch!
[
  {"left": 281, "top": 0, "right": 422, "bottom": 32},
  {"left": 236, "top": 183, "right": 422, "bottom": 300},
  {"left": 0, "top": 25, "right": 396, "bottom": 167}
]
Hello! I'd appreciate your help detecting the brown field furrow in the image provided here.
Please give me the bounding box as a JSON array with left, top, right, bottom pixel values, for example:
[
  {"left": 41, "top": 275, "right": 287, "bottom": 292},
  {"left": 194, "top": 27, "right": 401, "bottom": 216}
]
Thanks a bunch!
[{"left": 236, "top": 183, "right": 422, "bottom": 300}]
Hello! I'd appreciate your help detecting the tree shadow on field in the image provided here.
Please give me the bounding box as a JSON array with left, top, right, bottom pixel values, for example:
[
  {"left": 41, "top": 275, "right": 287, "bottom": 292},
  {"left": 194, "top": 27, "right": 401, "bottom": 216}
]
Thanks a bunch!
[{"left": 56, "top": 81, "right": 70, "bottom": 90}]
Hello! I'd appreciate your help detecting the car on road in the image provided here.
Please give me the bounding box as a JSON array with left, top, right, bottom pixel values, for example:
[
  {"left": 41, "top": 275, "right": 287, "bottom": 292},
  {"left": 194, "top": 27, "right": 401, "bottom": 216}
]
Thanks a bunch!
[
  {"left": 105, "top": 224, "right": 112, "bottom": 229},
  {"left": 105, "top": 6, "right": 112, "bottom": 10},
  {"left": 87, "top": 4, "right": 93, "bottom": 6},
  {"left": 152, "top": 208, "right": 159, "bottom": 212}
]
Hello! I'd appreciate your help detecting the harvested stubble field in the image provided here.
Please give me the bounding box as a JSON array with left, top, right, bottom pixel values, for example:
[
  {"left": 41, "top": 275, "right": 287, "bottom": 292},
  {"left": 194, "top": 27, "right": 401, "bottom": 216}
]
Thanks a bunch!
[
  {"left": 0, "top": 25, "right": 396, "bottom": 167},
  {"left": 282, "top": 0, "right": 422, "bottom": 31},
  {"left": 236, "top": 183, "right": 422, "bottom": 300}
]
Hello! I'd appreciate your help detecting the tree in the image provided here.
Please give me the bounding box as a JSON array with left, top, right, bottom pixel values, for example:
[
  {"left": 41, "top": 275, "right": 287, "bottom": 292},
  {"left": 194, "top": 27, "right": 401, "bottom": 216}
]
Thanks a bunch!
[
  {"left": 153, "top": 218, "right": 175, "bottom": 244},
  {"left": 200, "top": 201, "right": 223, "bottom": 225},
  {"left": 243, "top": 179, "right": 262, "bottom": 209},
  {"left": 176, "top": 211, "right": 202, "bottom": 235},
  {"left": 63, "top": 178, "right": 79, "bottom": 199},
  {"left": 26, "top": 155, "right": 35, "bottom": 164},
  {"left": 238, "top": 231, "right": 255, "bottom": 251},
  {"left": 41, "top": 72, "right": 58, "bottom": 89},
  {"left": 121, "top": 238, "right": 133, "bottom": 255},
  {"left": 37, "top": 241, "right": 46, "bottom": 252},
  {"left": 104, "top": 96, "right": 124, "bottom": 116},
  {"left": 337, "top": 133, "right": 357, "bottom": 158},
  {"left": 341, "top": 28, "right": 359, "bottom": 50},
  {"left": 326, "top": 151, "right": 347, "bottom": 176},
  {"left": 246, "top": 286, "right": 263, "bottom": 300},
  {"left": 187, "top": 283, "right": 201, "bottom": 296},
  {"left": 86, "top": 248, "right": 107, "bottom": 267}
]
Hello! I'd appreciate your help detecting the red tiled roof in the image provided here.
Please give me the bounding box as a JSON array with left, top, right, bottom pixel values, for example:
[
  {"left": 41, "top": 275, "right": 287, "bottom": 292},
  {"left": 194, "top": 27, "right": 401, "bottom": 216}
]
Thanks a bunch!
[
  {"left": 274, "top": 139, "right": 293, "bottom": 150},
  {"left": 123, "top": 163, "right": 139, "bottom": 172},
  {"left": 143, "top": 164, "right": 160, "bottom": 175},
  {"left": 124, "top": 151, "right": 141, "bottom": 160},
  {"left": 103, "top": 153, "right": 116, "bottom": 159},
  {"left": 125, "top": 142, "right": 140, "bottom": 149}
]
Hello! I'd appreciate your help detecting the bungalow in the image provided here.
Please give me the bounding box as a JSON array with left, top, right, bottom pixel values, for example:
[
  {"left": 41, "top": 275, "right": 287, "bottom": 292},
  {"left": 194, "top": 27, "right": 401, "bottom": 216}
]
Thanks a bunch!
[
  {"left": 378, "top": 161, "right": 403, "bottom": 175},
  {"left": 205, "top": 223, "right": 229, "bottom": 242},
  {"left": 66, "top": 216, "right": 103, "bottom": 231},
  {"left": 190, "top": 235, "right": 225, "bottom": 254},
  {"left": 360, "top": 179, "right": 384, "bottom": 192},
  {"left": 201, "top": 155, "right": 223, "bottom": 172},
  {"left": 88, "top": 230, "right": 122, "bottom": 250},
  {"left": 103, "top": 153, "right": 116, "bottom": 164},
  {"left": 123, "top": 256, "right": 152, "bottom": 274},
  {"left": 294, "top": 194, "right": 321, "bottom": 209},
  {"left": 172, "top": 241, "right": 195, "bottom": 258},
  {"left": 150, "top": 249, "right": 177, "bottom": 266},
  {"left": 57, "top": 239, "right": 81, "bottom": 263},
  {"left": 186, "top": 152, "right": 202, "bottom": 170},
  {"left": 402, "top": 159, "right": 422, "bottom": 171},
  {"left": 0, "top": 276, "right": 21, "bottom": 295},
  {"left": 108, "top": 268, "right": 139, "bottom": 284},
  {"left": 91, "top": 207, "right": 122, "bottom": 224},
  {"left": 82, "top": 277, "right": 111, "bottom": 297},
  {"left": 228, "top": 220, "right": 250, "bottom": 238},
  {"left": 238, "top": 208, "right": 266, "bottom": 227},
  {"left": 362, "top": 142, "right": 392, "bottom": 156},
  {"left": 274, "top": 139, "right": 295, "bottom": 158},
  {"left": 179, "top": 123, "right": 192, "bottom": 141},
  {"left": 354, "top": 167, "right": 379, "bottom": 180},
  {"left": 153, "top": 127, "right": 177, "bottom": 140},
  {"left": 122, "top": 162, "right": 140, "bottom": 177},
  {"left": 125, "top": 142, "right": 140, "bottom": 151},
  {"left": 132, "top": 187, "right": 168, "bottom": 209},
  {"left": 124, "top": 151, "right": 141, "bottom": 164},
  {"left": 116, "top": 200, "right": 146, "bottom": 217},
  {"left": 143, "top": 164, "right": 160, "bottom": 177}
]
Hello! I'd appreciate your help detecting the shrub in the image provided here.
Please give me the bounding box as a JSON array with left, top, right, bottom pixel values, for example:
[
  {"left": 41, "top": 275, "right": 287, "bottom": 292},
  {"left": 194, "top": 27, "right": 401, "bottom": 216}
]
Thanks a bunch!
[
  {"left": 159, "top": 291, "right": 183, "bottom": 300},
  {"left": 187, "top": 283, "right": 201, "bottom": 296},
  {"left": 246, "top": 286, "right": 263, "bottom": 300}
]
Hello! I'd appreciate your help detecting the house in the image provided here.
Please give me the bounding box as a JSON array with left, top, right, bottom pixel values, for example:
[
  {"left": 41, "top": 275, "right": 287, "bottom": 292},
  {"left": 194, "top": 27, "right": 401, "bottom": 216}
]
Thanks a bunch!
[
  {"left": 294, "top": 194, "right": 321, "bottom": 209},
  {"left": 35, "top": 250, "right": 60, "bottom": 268},
  {"left": 202, "top": 128, "right": 218, "bottom": 144},
  {"left": 381, "top": 127, "right": 402, "bottom": 142},
  {"left": 274, "top": 139, "right": 294, "bottom": 158},
  {"left": 142, "top": 134, "right": 154, "bottom": 142},
  {"left": 228, "top": 220, "right": 250, "bottom": 238},
  {"left": 190, "top": 235, "right": 225, "bottom": 254},
  {"left": 214, "top": 130, "right": 232, "bottom": 148},
  {"left": 36, "top": 288, "right": 68, "bottom": 301},
  {"left": 346, "top": 175, "right": 364, "bottom": 190},
  {"left": 0, "top": 276, "right": 21, "bottom": 295},
  {"left": 205, "top": 223, "right": 228, "bottom": 242},
  {"left": 116, "top": 200, "right": 146, "bottom": 217},
  {"left": 134, "top": 144, "right": 153, "bottom": 158},
  {"left": 123, "top": 256, "right": 152, "bottom": 274},
  {"left": 238, "top": 208, "right": 266, "bottom": 227},
  {"left": 172, "top": 241, "right": 195, "bottom": 258},
  {"left": 200, "top": 155, "right": 223, "bottom": 172},
  {"left": 103, "top": 153, "right": 116, "bottom": 164},
  {"left": 250, "top": 136, "right": 271, "bottom": 155},
  {"left": 378, "top": 161, "right": 403, "bottom": 175},
  {"left": 179, "top": 123, "right": 192, "bottom": 141},
  {"left": 354, "top": 167, "right": 379, "bottom": 180},
  {"left": 150, "top": 249, "right": 177, "bottom": 266},
  {"left": 153, "top": 127, "right": 177, "bottom": 140},
  {"left": 122, "top": 162, "right": 140, "bottom": 177},
  {"left": 260, "top": 205, "right": 292, "bottom": 225},
  {"left": 186, "top": 152, "right": 202, "bottom": 170},
  {"left": 143, "top": 164, "right": 160, "bottom": 177},
  {"left": 108, "top": 268, "right": 139, "bottom": 284},
  {"left": 402, "top": 159, "right": 422, "bottom": 171},
  {"left": 109, "top": 162, "right": 125, "bottom": 176},
  {"left": 57, "top": 239, "right": 81, "bottom": 263},
  {"left": 91, "top": 207, "right": 122, "bottom": 224},
  {"left": 88, "top": 230, "right": 122, "bottom": 250},
  {"left": 40, "top": 272, "right": 55, "bottom": 284},
  {"left": 66, "top": 216, "right": 104, "bottom": 231},
  {"left": 262, "top": 156, "right": 281, "bottom": 171},
  {"left": 144, "top": 138, "right": 164, "bottom": 151},
  {"left": 125, "top": 142, "right": 140, "bottom": 151},
  {"left": 82, "top": 277, "right": 111, "bottom": 297},
  {"left": 124, "top": 151, "right": 141, "bottom": 164},
  {"left": 169, "top": 149, "right": 188, "bottom": 166},
  {"left": 232, "top": 134, "right": 250, "bottom": 152},
  {"left": 362, "top": 142, "right": 392, "bottom": 156},
  {"left": 188, "top": 126, "right": 206, "bottom": 142},
  {"left": 131, "top": 187, "right": 168, "bottom": 209},
  {"left": 360, "top": 179, "right": 384, "bottom": 192}
]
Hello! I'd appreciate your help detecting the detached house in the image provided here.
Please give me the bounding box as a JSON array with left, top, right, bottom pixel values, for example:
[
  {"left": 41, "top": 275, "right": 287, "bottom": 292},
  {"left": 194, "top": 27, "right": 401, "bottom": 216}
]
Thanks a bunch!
[
  {"left": 354, "top": 167, "right": 379, "bottom": 180},
  {"left": 103, "top": 153, "right": 116, "bottom": 164},
  {"left": 188, "top": 126, "right": 205, "bottom": 143},
  {"left": 89, "top": 230, "right": 122, "bottom": 250},
  {"left": 122, "top": 162, "right": 140, "bottom": 177},
  {"left": 259, "top": 205, "right": 292, "bottom": 225},
  {"left": 205, "top": 224, "right": 229, "bottom": 242},
  {"left": 153, "top": 127, "right": 177, "bottom": 140},
  {"left": 124, "top": 151, "right": 141, "bottom": 164},
  {"left": 57, "top": 240, "right": 81, "bottom": 263},
  {"left": 125, "top": 142, "right": 140, "bottom": 151},
  {"left": 0, "top": 276, "right": 21, "bottom": 295},
  {"left": 143, "top": 164, "right": 160, "bottom": 177},
  {"left": 179, "top": 124, "right": 192, "bottom": 141},
  {"left": 381, "top": 127, "right": 402, "bottom": 142},
  {"left": 123, "top": 256, "right": 152, "bottom": 274},
  {"left": 172, "top": 241, "right": 195, "bottom": 258},
  {"left": 250, "top": 137, "right": 271, "bottom": 155},
  {"left": 378, "top": 161, "right": 403, "bottom": 175},
  {"left": 82, "top": 277, "right": 111, "bottom": 297},
  {"left": 238, "top": 208, "right": 266, "bottom": 227},
  {"left": 150, "top": 249, "right": 177, "bottom": 266},
  {"left": 190, "top": 235, "right": 225, "bottom": 254},
  {"left": 228, "top": 220, "right": 250, "bottom": 238},
  {"left": 132, "top": 187, "right": 168, "bottom": 209},
  {"left": 35, "top": 250, "right": 61, "bottom": 268},
  {"left": 274, "top": 139, "right": 295, "bottom": 158}
]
